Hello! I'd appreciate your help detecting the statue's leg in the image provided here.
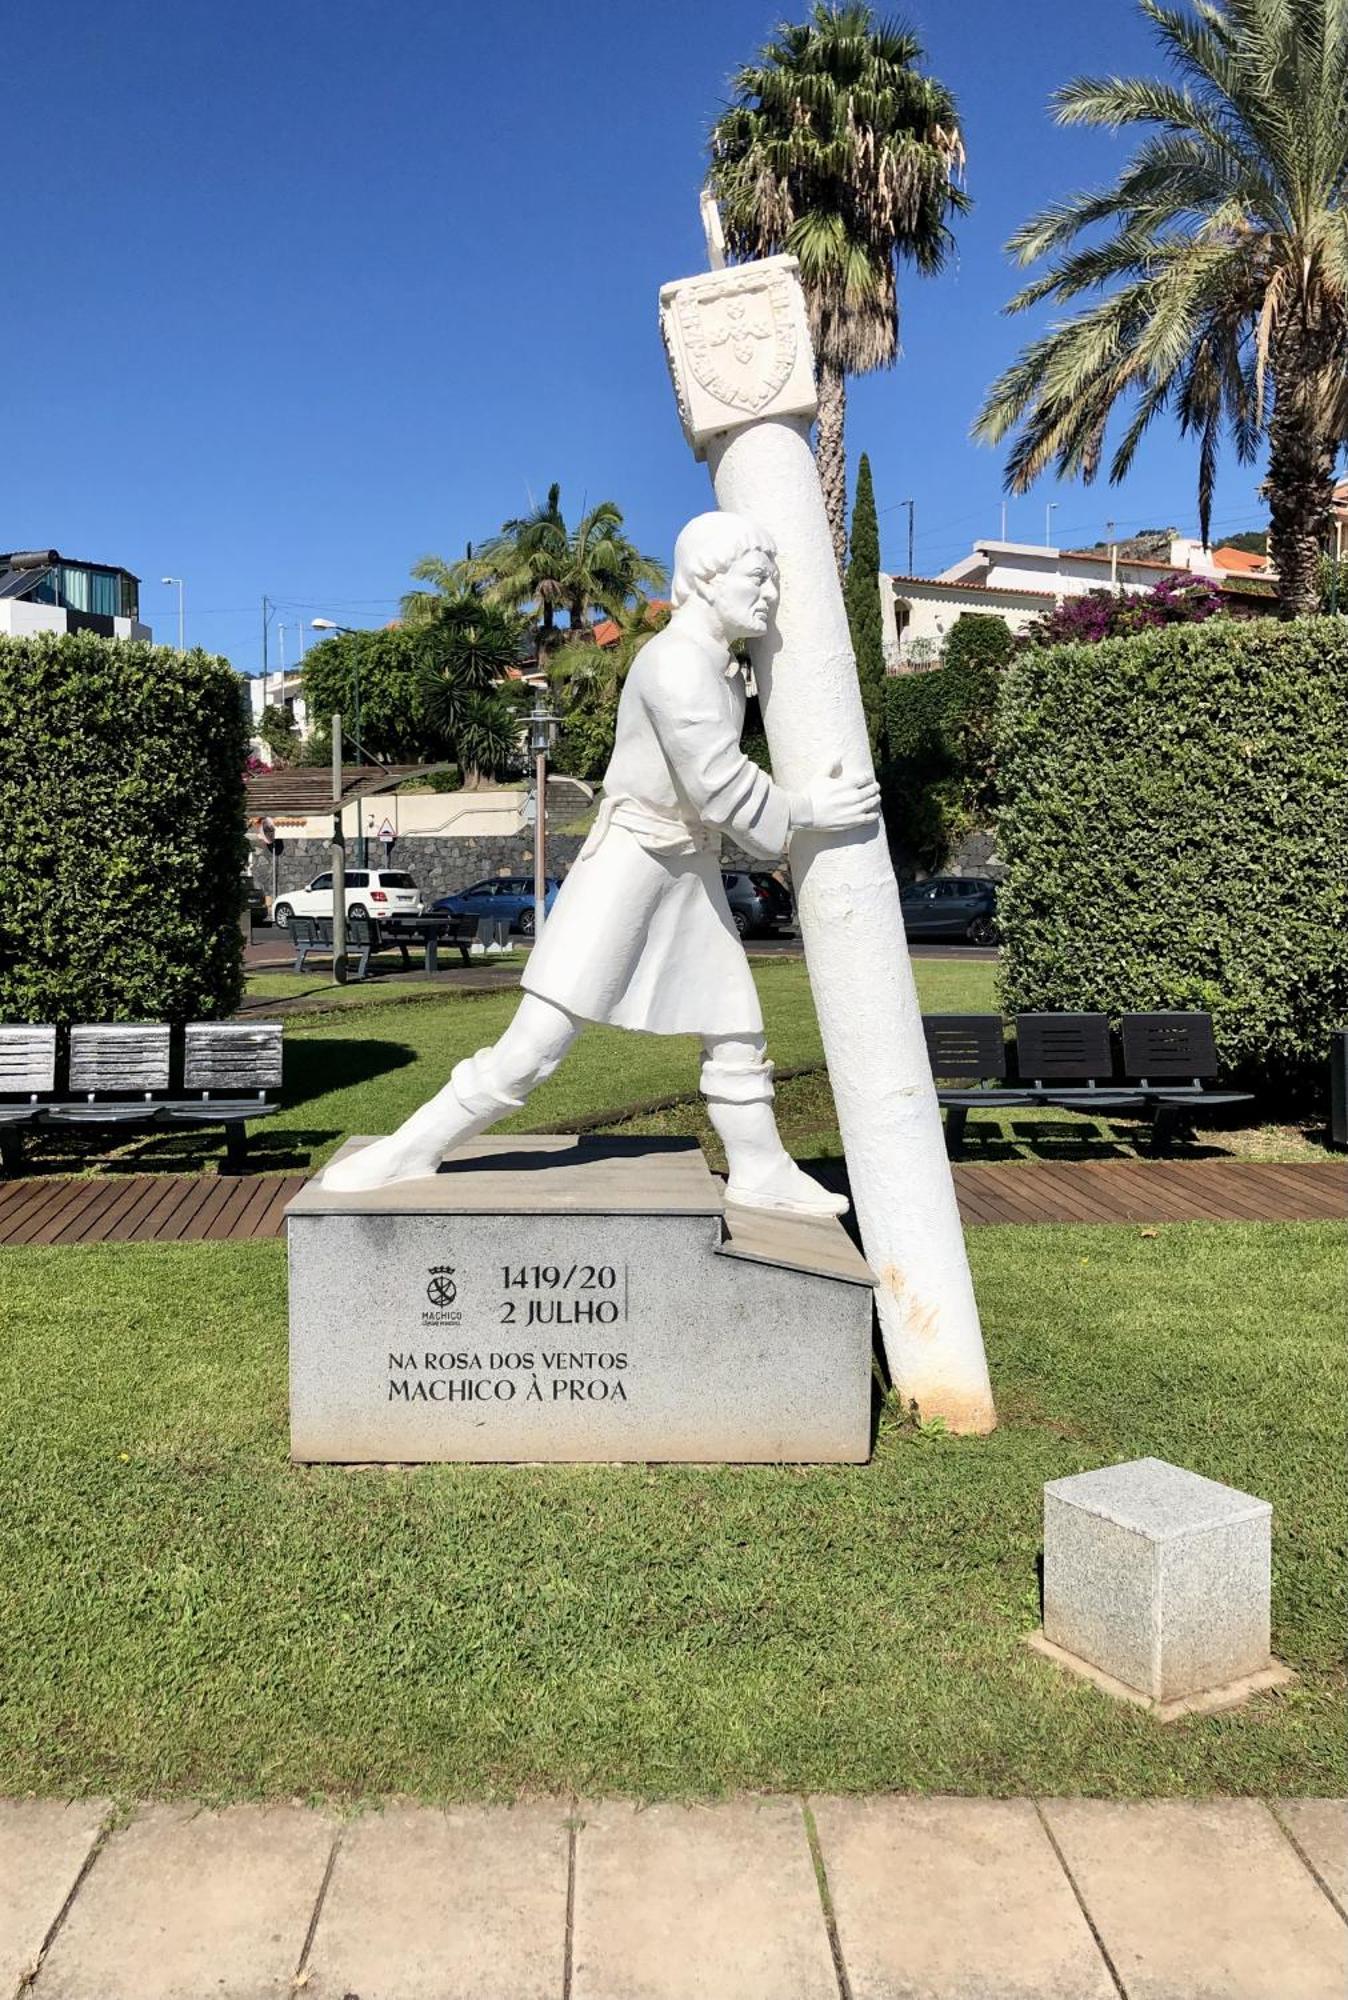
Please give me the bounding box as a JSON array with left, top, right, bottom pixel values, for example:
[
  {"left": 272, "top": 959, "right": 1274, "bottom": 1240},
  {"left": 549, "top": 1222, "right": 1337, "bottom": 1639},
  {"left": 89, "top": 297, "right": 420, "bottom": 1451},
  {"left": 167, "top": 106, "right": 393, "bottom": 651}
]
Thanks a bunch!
[
  {"left": 701, "top": 1035, "right": 848, "bottom": 1218},
  {"left": 323, "top": 996, "right": 580, "bottom": 1191}
]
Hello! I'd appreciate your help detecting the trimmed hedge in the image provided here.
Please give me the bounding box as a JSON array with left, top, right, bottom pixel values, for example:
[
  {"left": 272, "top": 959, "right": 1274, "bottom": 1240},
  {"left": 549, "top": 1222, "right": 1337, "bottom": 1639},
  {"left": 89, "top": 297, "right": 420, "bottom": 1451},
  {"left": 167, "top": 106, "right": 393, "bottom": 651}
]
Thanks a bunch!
[
  {"left": 996, "top": 616, "right": 1348, "bottom": 1100},
  {"left": 880, "top": 621, "right": 1012, "bottom": 869},
  {"left": 0, "top": 632, "right": 248, "bottom": 1025}
]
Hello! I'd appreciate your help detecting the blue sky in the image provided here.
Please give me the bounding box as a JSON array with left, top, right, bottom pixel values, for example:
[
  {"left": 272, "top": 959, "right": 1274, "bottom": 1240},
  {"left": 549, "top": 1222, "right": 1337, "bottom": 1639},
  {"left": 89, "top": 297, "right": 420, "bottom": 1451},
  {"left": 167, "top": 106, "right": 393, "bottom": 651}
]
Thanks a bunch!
[{"left": 3, "top": 0, "right": 1272, "bottom": 673}]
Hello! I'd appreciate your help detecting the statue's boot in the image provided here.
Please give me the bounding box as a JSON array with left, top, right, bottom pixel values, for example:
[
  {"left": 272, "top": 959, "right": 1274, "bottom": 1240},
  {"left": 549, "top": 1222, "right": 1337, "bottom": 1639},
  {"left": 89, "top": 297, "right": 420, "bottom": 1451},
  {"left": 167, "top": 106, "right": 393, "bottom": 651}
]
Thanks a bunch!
[
  {"left": 322, "top": 1053, "right": 523, "bottom": 1193},
  {"left": 702, "top": 1055, "right": 849, "bottom": 1219}
]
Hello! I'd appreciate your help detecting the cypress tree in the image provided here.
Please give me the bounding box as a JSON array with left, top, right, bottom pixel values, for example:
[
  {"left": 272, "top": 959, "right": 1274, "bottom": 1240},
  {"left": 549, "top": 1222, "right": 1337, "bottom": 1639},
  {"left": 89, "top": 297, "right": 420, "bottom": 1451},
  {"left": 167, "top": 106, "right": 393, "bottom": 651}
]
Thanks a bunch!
[{"left": 845, "top": 452, "right": 886, "bottom": 757}]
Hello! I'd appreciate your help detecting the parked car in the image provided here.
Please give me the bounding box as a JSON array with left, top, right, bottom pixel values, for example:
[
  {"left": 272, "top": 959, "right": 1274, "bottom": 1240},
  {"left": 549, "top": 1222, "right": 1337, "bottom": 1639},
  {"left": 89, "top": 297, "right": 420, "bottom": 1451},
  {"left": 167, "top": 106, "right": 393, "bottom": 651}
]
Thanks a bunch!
[
  {"left": 431, "top": 876, "right": 561, "bottom": 937},
  {"left": 899, "top": 876, "right": 998, "bottom": 944},
  {"left": 721, "top": 869, "right": 794, "bottom": 937},
  {"left": 270, "top": 868, "right": 423, "bottom": 930}
]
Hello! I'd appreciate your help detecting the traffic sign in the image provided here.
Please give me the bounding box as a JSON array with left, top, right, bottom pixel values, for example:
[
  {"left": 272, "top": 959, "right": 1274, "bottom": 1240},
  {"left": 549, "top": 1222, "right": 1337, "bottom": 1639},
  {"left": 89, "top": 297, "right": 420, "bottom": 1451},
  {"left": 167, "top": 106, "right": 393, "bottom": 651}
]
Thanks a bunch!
[{"left": 377, "top": 819, "right": 395, "bottom": 846}]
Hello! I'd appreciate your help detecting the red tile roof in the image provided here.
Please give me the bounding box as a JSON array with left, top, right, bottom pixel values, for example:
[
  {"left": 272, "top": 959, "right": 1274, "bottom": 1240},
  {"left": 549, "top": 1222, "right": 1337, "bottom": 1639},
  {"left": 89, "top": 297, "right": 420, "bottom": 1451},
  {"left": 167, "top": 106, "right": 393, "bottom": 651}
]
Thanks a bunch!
[
  {"left": 593, "top": 601, "right": 671, "bottom": 648},
  {"left": 1211, "top": 546, "right": 1272, "bottom": 574}
]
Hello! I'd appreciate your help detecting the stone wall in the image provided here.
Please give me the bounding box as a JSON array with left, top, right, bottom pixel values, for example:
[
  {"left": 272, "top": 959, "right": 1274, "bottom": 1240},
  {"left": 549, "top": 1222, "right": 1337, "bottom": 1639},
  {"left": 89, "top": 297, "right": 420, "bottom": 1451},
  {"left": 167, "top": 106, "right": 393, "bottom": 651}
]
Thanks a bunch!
[
  {"left": 249, "top": 832, "right": 771, "bottom": 904},
  {"left": 248, "top": 825, "right": 1002, "bottom": 905}
]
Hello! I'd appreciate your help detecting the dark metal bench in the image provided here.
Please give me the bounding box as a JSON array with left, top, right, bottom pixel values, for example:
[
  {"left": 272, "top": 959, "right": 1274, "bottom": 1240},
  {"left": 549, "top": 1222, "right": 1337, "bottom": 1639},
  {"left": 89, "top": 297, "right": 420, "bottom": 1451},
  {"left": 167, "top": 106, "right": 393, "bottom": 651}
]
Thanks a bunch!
[
  {"left": 921, "top": 1010, "right": 1254, "bottom": 1156},
  {"left": 921, "top": 1015, "right": 1031, "bottom": 1157},
  {"left": 1014, "top": 1014, "right": 1147, "bottom": 1115},
  {"left": 0, "top": 1022, "right": 283, "bottom": 1174},
  {"left": 1119, "top": 1012, "right": 1253, "bottom": 1152},
  {"left": 289, "top": 913, "right": 477, "bottom": 978},
  {"left": 379, "top": 912, "right": 479, "bottom": 972},
  {"left": 290, "top": 915, "right": 373, "bottom": 979}
]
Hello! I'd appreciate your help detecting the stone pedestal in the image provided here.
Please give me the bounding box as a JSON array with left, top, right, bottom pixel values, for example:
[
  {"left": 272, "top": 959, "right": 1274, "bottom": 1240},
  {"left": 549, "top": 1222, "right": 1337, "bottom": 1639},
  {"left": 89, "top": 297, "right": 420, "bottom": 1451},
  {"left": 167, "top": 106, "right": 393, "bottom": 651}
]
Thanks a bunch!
[
  {"left": 1029, "top": 1457, "right": 1292, "bottom": 1718},
  {"left": 287, "top": 1136, "right": 874, "bottom": 1464}
]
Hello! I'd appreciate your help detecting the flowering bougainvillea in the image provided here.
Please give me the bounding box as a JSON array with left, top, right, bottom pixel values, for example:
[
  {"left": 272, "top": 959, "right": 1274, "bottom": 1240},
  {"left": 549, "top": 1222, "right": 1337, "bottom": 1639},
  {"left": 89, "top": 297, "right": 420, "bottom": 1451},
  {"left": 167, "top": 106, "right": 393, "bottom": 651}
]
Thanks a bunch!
[{"left": 1022, "top": 573, "right": 1258, "bottom": 647}]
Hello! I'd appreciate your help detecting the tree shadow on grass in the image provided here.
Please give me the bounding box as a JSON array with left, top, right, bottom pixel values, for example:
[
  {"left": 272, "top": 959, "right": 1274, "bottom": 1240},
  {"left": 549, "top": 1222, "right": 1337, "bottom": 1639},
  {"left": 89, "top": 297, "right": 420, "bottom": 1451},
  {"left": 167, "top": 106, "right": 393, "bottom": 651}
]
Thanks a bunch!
[{"left": 277, "top": 1033, "right": 418, "bottom": 1114}]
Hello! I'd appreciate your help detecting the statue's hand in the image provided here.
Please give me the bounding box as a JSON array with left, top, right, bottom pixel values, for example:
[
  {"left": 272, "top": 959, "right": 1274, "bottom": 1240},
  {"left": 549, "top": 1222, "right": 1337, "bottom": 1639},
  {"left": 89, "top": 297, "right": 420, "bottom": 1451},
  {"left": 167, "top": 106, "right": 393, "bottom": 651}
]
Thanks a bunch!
[{"left": 791, "top": 762, "right": 882, "bottom": 832}]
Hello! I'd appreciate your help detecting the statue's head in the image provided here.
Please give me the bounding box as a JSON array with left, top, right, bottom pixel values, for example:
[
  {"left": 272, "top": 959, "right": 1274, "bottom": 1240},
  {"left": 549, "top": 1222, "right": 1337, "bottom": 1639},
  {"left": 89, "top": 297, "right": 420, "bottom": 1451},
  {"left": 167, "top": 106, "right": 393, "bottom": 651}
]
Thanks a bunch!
[{"left": 671, "top": 511, "right": 779, "bottom": 642}]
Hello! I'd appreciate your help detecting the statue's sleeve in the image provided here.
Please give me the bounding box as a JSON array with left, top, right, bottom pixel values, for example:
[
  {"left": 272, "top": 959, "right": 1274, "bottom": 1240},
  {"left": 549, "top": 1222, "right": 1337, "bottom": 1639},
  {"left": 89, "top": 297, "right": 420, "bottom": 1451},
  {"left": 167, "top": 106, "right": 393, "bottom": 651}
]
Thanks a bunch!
[{"left": 647, "top": 661, "right": 792, "bottom": 859}]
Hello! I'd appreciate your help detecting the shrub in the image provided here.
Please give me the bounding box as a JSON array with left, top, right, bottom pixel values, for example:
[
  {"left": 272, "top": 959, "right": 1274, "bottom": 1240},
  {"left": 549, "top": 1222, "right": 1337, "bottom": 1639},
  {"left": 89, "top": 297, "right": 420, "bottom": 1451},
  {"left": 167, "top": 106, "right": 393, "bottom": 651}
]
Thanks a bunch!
[
  {"left": 1021, "top": 573, "right": 1263, "bottom": 647},
  {"left": 879, "top": 622, "right": 1012, "bottom": 869},
  {"left": 0, "top": 631, "right": 248, "bottom": 1025},
  {"left": 996, "top": 616, "right": 1348, "bottom": 1100}
]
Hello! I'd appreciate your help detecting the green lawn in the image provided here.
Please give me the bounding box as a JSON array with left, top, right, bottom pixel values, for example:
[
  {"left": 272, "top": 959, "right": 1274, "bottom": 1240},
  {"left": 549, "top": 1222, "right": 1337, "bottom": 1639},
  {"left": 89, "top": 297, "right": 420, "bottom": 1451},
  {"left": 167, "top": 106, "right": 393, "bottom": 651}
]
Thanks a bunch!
[
  {"left": 1, "top": 1222, "right": 1341, "bottom": 1803},
  {"left": 243, "top": 954, "right": 1324, "bottom": 1172}
]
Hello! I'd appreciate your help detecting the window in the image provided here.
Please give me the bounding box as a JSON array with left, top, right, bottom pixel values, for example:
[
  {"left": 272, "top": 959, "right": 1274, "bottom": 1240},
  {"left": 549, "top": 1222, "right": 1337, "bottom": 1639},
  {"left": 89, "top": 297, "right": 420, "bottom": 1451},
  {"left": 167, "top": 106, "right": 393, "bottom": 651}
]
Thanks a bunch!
[
  {"left": 310, "top": 873, "right": 332, "bottom": 892},
  {"left": 59, "top": 566, "right": 90, "bottom": 612},
  {"left": 90, "top": 571, "right": 121, "bottom": 617},
  {"left": 379, "top": 873, "right": 416, "bottom": 889},
  {"left": 346, "top": 872, "right": 369, "bottom": 888}
]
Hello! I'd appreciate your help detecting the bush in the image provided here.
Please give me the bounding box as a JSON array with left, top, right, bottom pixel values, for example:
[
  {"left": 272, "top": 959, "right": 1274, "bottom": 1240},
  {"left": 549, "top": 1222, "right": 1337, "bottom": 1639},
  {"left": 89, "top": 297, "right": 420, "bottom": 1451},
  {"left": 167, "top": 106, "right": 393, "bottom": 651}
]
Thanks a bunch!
[
  {"left": 0, "top": 632, "right": 248, "bottom": 1025},
  {"left": 996, "top": 616, "right": 1348, "bottom": 1100},
  {"left": 879, "top": 622, "right": 1013, "bottom": 870}
]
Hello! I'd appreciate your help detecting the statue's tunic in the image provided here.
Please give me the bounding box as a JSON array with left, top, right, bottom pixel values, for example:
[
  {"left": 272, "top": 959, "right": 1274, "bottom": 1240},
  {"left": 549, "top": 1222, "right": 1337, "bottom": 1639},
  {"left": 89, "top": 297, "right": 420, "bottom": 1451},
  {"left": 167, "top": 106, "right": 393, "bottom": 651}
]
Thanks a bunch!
[{"left": 522, "top": 635, "right": 791, "bottom": 1037}]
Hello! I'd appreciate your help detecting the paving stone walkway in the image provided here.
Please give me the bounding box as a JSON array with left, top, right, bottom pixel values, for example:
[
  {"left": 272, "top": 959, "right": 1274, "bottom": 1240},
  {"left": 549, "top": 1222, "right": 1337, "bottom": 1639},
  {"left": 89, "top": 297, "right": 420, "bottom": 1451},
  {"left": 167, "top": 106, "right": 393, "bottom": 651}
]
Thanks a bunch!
[{"left": 1, "top": 1794, "right": 1342, "bottom": 1998}]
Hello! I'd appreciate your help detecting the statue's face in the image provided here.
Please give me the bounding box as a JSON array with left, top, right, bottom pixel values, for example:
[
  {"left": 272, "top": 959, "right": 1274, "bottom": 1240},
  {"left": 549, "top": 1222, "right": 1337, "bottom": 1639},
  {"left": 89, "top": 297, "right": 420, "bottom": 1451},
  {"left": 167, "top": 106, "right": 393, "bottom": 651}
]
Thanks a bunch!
[{"left": 704, "top": 548, "right": 779, "bottom": 642}]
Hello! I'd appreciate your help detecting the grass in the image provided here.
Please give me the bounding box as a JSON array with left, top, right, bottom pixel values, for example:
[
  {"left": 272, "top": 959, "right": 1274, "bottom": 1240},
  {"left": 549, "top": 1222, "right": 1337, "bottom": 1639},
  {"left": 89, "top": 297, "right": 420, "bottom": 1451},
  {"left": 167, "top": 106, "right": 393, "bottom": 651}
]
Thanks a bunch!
[{"left": 0, "top": 1221, "right": 1341, "bottom": 1804}]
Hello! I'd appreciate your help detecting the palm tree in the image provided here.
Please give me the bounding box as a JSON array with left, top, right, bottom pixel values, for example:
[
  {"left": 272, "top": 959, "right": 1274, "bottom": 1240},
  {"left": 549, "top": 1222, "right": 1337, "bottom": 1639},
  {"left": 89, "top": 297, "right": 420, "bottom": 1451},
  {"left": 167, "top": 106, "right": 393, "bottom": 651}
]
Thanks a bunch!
[
  {"left": 414, "top": 600, "right": 523, "bottom": 786},
  {"left": 709, "top": 2, "right": 967, "bottom": 572},
  {"left": 403, "top": 485, "right": 666, "bottom": 657},
  {"left": 974, "top": 0, "right": 1347, "bottom": 619}
]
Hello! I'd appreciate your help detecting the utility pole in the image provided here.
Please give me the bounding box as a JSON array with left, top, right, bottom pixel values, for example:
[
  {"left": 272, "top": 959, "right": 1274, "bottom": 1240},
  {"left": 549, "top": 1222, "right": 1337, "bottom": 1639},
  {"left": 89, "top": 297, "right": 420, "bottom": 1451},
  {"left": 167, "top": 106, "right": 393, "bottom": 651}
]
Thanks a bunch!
[
  {"left": 261, "top": 595, "right": 275, "bottom": 713},
  {"left": 1107, "top": 519, "right": 1119, "bottom": 592},
  {"left": 331, "top": 714, "right": 347, "bottom": 985},
  {"left": 900, "top": 498, "right": 915, "bottom": 575}
]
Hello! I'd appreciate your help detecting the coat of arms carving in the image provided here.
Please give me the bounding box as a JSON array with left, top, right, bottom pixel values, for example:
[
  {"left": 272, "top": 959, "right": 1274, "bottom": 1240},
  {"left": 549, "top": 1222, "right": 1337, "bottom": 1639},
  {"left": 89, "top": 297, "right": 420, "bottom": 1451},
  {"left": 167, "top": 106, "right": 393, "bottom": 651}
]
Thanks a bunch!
[{"left": 675, "top": 273, "right": 798, "bottom": 416}]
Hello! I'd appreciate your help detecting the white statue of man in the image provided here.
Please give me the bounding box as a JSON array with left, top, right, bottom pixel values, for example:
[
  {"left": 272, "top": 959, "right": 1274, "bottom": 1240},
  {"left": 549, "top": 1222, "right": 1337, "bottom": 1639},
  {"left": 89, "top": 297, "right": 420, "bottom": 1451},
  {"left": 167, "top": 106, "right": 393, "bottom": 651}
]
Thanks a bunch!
[{"left": 325, "top": 510, "right": 880, "bottom": 1211}]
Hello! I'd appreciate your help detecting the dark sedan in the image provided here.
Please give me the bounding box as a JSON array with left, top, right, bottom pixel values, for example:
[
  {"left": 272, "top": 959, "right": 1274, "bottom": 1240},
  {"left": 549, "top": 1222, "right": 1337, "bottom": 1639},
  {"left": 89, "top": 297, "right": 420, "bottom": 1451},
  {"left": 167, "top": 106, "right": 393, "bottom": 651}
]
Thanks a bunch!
[
  {"left": 899, "top": 876, "right": 999, "bottom": 944},
  {"left": 430, "top": 876, "right": 561, "bottom": 936},
  {"left": 722, "top": 869, "right": 794, "bottom": 937}
]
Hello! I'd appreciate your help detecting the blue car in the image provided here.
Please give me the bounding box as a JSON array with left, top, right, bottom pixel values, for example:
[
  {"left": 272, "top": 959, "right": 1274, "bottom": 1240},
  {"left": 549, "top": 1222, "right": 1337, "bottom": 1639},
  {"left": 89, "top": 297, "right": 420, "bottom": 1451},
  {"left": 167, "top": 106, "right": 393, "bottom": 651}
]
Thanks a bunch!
[{"left": 431, "top": 875, "right": 561, "bottom": 937}]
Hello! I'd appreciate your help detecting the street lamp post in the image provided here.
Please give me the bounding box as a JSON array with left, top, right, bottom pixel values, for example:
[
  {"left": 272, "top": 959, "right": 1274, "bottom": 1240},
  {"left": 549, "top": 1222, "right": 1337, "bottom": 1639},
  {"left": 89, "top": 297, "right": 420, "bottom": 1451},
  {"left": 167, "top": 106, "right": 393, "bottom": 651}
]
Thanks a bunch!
[
  {"left": 161, "top": 576, "right": 185, "bottom": 650},
  {"left": 527, "top": 699, "right": 560, "bottom": 938},
  {"left": 312, "top": 619, "right": 366, "bottom": 865}
]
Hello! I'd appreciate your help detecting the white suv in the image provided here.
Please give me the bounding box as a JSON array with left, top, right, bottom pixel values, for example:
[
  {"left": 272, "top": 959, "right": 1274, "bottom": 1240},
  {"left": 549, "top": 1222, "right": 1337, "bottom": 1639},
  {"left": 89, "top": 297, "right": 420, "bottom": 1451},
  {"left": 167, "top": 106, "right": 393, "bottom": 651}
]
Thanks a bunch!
[{"left": 271, "top": 869, "right": 423, "bottom": 929}]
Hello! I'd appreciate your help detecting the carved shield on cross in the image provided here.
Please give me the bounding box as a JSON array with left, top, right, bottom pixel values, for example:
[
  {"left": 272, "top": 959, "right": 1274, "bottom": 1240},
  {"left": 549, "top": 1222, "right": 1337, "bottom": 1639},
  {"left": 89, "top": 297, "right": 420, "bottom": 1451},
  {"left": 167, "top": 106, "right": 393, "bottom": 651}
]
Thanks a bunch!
[{"left": 675, "top": 273, "right": 799, "bottom": 418}]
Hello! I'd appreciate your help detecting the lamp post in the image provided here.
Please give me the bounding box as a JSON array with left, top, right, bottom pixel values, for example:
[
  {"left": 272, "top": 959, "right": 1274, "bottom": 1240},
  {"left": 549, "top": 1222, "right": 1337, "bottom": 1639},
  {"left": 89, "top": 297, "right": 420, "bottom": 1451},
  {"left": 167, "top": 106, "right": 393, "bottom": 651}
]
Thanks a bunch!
[
  {"left": 312, "top": 619, "right": 365, "bottom": 865},
  {"left": 161, "top": 576, "right": 185, "bottom": 650},
  {"left": 527, "top": 698, "right": 560, "bottom": 938},
  {"left": 1045, "top": 501, "right": 1059, "bottom": 549}
]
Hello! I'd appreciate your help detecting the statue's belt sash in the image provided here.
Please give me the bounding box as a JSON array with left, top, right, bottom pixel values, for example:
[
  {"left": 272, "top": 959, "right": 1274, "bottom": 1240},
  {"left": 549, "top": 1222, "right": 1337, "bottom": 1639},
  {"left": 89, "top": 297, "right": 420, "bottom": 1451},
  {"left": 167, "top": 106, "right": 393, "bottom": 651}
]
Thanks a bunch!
[{"left": 579, "top": 795, "right": 714, "bottom": 863}]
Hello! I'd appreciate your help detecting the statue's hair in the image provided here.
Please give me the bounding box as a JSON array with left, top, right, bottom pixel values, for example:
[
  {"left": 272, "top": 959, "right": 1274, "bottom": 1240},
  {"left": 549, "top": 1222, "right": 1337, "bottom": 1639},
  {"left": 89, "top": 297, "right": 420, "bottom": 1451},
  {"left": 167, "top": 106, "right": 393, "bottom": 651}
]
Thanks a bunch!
[{"left": 670, "top": 512, "right": 778, "bottom": 608}]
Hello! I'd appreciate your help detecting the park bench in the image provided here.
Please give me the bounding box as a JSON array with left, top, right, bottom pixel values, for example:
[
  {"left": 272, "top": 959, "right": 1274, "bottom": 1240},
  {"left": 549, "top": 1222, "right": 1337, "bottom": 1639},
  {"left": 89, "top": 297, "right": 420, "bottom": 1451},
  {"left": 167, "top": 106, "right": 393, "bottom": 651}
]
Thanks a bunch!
[
  {"left": 289, "top": 913, "right": 478, "bottom": 978},
  {"left": 0, "top": 1021, "right": 283, "bottom": 1175},
  {"left": 922, "top": 1011, "right": 1252, "bottom": 1156},
  {"left": 920, "top": 1015, "right": 1032, "bottom": 1157},
  {"left": 1118, "top": 1012, "right": 1254, "bottom": 1151}
]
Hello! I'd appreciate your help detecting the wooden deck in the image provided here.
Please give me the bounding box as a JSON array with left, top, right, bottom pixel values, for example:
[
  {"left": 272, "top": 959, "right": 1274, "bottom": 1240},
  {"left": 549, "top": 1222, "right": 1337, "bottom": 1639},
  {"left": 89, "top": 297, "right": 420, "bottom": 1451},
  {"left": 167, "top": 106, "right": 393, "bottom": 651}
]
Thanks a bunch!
[{"left": 0, "top": 1160, "right": 1341, "bottom": 1247}]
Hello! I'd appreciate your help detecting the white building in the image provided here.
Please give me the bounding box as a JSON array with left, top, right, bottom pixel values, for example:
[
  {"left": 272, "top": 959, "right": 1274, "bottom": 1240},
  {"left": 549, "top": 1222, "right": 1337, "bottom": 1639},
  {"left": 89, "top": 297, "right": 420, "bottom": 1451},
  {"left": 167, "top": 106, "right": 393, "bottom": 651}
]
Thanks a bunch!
[
  {"left": 0, "top": 549, "right": 151, "bottom": 643},
  {"left": 248, "top": 666, "right": 308, "bottom": 748},
  {"left": 882, "top": 535, "right": 1245, "bottom": 669}
]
